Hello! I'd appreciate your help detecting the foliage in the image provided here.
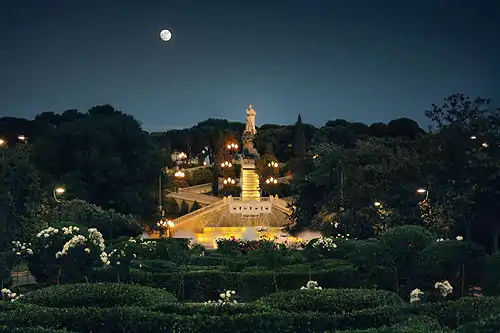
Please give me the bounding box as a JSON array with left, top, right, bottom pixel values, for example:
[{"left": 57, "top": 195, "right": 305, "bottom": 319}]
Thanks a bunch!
[
  {"left": 18, "top": 283, "right": 177, "bottom": 308},
  {"left": 43, "top": 199, "right": 141, "bottom": 240},
  {"left": 0, "top": 145, "right": 47, "bottom": 258},
  {"left": 27, "top": 226, "right": 107, "bottom": 284},
  {"left": 190, "top": 200, "right": 201, "bottom": 212},
  {"left": 256, "top": 288, "right": 402, "bottom": 314},
  {"left": 31, "top": 105, "right": 162, "bottom": 219},
  {"left": 411, "top": 240, "right": 486, "bottom": 293}
]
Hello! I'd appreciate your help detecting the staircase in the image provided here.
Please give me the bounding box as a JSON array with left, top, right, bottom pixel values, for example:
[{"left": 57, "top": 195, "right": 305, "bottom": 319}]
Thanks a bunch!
[{"left": 241, "top": 160, "right": 260, "bottom": 201}]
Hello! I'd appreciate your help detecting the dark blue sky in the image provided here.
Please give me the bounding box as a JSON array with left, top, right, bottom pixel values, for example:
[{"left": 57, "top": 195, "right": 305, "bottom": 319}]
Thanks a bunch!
[{"left": 1, "top": 0, "right": 499, "bottom": 132}]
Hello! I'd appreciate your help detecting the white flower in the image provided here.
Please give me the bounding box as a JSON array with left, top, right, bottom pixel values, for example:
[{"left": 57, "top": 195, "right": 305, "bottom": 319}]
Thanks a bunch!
[
  {"left": 44, "top": 234, "right": 49, "bottom": 238},
  {"left": 456, "top": 236, "right": 463, "bottom": 241},
  {"left": 84, "top": 248, "right": 91, "bottom": 253},
  {"left": 219, "top": 293, "right": 225, "bottom": 299}
]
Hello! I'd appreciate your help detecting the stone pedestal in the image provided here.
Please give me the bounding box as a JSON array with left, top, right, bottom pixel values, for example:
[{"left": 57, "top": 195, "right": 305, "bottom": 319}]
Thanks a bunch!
[{"left": 242, "top": 131, "right": 259, "bottom": 158}]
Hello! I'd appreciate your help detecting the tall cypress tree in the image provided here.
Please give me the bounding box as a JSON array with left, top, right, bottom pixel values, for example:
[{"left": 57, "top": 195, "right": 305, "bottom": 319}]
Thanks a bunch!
[{"left": 294, "top": 114, "right": 306, "bottom": 158}]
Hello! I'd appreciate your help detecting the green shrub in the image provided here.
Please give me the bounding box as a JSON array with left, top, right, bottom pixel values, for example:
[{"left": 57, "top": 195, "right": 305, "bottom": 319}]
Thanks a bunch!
[
  {"left": 458, "top": 312, "right": 500, "bottom": 332},
  {"left": 378, "top": 225, "right": 434, "bottom": 286},
  {"left": 19, "top": 283, "right": 177, "bottom": 308},
  {"left": 256, "top": 288, "right": 403, "bottom": 313},
  {"left": 0, "top": 303, "right": 406, "bottom": 332},
  {"left": 190, "top": 200, "right": 201, "bottom": 212},
  {"left": 93, "top": 265, "right": 367, "bottom": 301},
  {"left": 481, "top": 252, "right": 500, "bottom": 295},
  {"left": 46, "top": 199, "right": 141, "bottom": 240},
  {"left": 421, "top": 296, "right": 500, "bottom": 328},
  {"left": 0, "top": 326, "right": 72, "bottom": 333},
  {"left": 329, "top": 315, "right": 444, "bottom": 333},
  {"left": 145, "top": 238, "right": 190, "bottom": 264},
  {"left": 411, "top": 240, "right": 486, "bottom": 294}
]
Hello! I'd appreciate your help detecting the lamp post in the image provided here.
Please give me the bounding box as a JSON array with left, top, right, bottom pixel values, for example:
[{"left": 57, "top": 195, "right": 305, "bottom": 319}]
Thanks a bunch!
[
  {"left": 17, "top": 135, "right": 27, "bottom": 143},
  {"left": 53, "top": 187, "right": 66, "bottom": 223},
  {"left": 157, "top": 219, "right": 174, "bottom": 238}
]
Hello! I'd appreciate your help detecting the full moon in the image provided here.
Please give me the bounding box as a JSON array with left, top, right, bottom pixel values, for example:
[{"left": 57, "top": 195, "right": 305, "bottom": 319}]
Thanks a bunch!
[{"left": 160, "top": 29, "right": 172, "bottom": 42}]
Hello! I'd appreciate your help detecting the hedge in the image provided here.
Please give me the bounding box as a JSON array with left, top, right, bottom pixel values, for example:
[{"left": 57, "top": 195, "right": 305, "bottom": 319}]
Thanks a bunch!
[
  {"left": 329, "top": 315, "right": 444, "bottom": 333},
  {"left": 458, "top": 313, "right": 500, "bottom": 332},
  {"left": 0, "top": 327, "right": 73, "bottom": 333},
  {"left": 256, "top": 289, "right": 403, "bottom": 313},
  {"left": 0, "top": 303, "right": 407, "bottom": 333},
  {"left": 19, "top": 283, "right": 177, "bottom": 308},
  {"left": 92, "top": 264, "right": 379, "bottom": 301},
  {"left": 419, "top": 296, "right": 500, "bottom": 328}
]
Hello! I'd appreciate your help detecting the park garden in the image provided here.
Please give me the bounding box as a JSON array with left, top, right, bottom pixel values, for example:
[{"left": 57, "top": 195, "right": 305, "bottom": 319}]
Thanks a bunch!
[
  {"left": 2, "top": 215, "right": 500, "bottom": 332},
  {"left": 2, "top": 94, "right": 500, "bottom": 331}
]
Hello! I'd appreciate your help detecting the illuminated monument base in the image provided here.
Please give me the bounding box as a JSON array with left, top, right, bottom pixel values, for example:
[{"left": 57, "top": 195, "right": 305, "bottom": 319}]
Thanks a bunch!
[{"left": 167, "top": 104, "right": 291, "bottom": 247}]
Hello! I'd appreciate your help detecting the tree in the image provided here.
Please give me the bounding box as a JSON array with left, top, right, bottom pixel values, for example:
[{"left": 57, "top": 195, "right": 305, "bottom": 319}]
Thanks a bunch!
[
  {"left": 424, "top": 93, "right": 500, "bottom": 250},
  {"left": 32, "top": 105, "right": 162, "bottom": 219},
  {"left": 190, "top": 201, "right": 201, "bottom": 212},
  {"left": 292, "top": 138, "right": 425, "bottom": 237},
  {"left": 179, "top": 200, "right": 190, "bottom": 215},
  {"left": 293, "top": 114, "right": 306, "bottom": 158},
  {"left": 0, "top": 144, "right": 47, "bottom": 259}
]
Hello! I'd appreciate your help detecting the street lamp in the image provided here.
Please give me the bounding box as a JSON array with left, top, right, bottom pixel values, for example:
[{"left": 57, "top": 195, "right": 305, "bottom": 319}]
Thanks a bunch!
[
  {"left": 221, "top": 161, "right": 232, "bottom": 168},
  {"left": 223, "top": 177, "right": 236, "bottom": 185},
  {"left": 267, "top": 161, "right": 279, "bottom": 168},
  {"left": 174, "top": 170, "right": 185, "bottom": 178},
  {"left": 416, "top": 188, "right": 429, "bottom": 201},
  {"left": 226, "top": 143, "right": 239, "bottom": 150},
  {"left": 166, "top": 220, "right": 174, "bottom": 238},
  {"left": 157, "top": 219, "right": 174, "bottom": 238},
  {"left": 53, "top": 187, "right": 65, "bottom": 224},
  {"left": 53, "top": 187, "right": 66, "bottom": 203},
  {"left": 265, "top": 177, "right": 278, "bottom": 184}
]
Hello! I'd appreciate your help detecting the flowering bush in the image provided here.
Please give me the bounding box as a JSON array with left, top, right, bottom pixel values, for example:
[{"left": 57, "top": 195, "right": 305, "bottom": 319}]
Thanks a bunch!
[
  {"left": 312, "top": 237, "right": 338, "bottom": 251},
  {"left": 435, "top": 280, "right": 453, "bottom": 297},
  {"left": 301, "top": 280, "right": 322, "bottom": 290},
  {"left": 469, "top": 286, "right": 483, "bottom": 297},
  {"left": 204, "top": 289, "right": 237, "bottom": 305},
  {"left": 409, "top": 288, "right": 424, "bottom": 304},
  {"left": 1, "top": 288, "right": 22, "bottom": 302},
  {"left": 11, "top": 241, "right": 33, "bottom": 257},
  {"left": 28, "top": 225, "right": 108, "bottom": 284}
]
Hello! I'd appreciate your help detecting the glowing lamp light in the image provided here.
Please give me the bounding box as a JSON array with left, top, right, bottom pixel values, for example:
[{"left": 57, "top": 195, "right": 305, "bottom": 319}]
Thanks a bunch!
[
  {"left": 166, "top": 220, "right": 174, "bottom": 228},
  {"left": 223, "top": 177, "right": 236, "bottom": 185},
  {"left": 178, "top": 152, "right": 187, "bottom": 159},
  {"left": 221, "top": 161, "right": 232, "bottom": 168},
  {"left": 0, "top": 139, "right": 5, "bottom": 146},
  {"left": 55, "top": 187, "right": 66, "bottom": 195},
  {"left": 313, "top": 154, "right": 318, "bottom": 159},
  {"left": 203, "top": 161, "right": 207, "bottom": 166},
  {"left": 174, "top": 170, "right": 185, "bottom": 178},
  {"left": 374, "top": 201, "right": 381, "bottom": 207},
  {"left": 226, "top": 143, "right": 239, "bottom": 150},
  {"left": 265, "top": 177, "right": 278, "bottom": 184},
  {"left": 267, "top": 161, "right": 279, "bottom": 168}
]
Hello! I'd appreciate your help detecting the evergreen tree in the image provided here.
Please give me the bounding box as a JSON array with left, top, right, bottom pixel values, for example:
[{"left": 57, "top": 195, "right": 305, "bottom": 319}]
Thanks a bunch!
[
  {"left": 293, "top": 114, "right": 306, "bottom": 157},
  {"left": 179, "top": 200, "right": 190, "bottom": 215},
  {"left": 190, "top": 200, "right": 201, "bottom": 212}
]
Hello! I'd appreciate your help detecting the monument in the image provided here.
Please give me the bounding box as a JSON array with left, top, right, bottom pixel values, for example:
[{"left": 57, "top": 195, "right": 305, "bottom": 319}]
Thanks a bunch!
[
  {"left": 242, "top": 104, "right": 259, "bottom": 158},
  {"left": 169, "top": 104, "right": 291, "bottom": 247}
]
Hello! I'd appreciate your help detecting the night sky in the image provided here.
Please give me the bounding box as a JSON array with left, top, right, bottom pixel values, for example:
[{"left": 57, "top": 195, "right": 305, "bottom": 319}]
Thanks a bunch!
[{"left": 1, "top": 0, "right": 499, "bottom": 132}]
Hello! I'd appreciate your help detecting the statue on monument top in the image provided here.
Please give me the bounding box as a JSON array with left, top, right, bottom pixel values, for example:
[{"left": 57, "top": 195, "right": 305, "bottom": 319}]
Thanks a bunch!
[{"left": 245, "top": 104, "right": 257, "bottom": 135}]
